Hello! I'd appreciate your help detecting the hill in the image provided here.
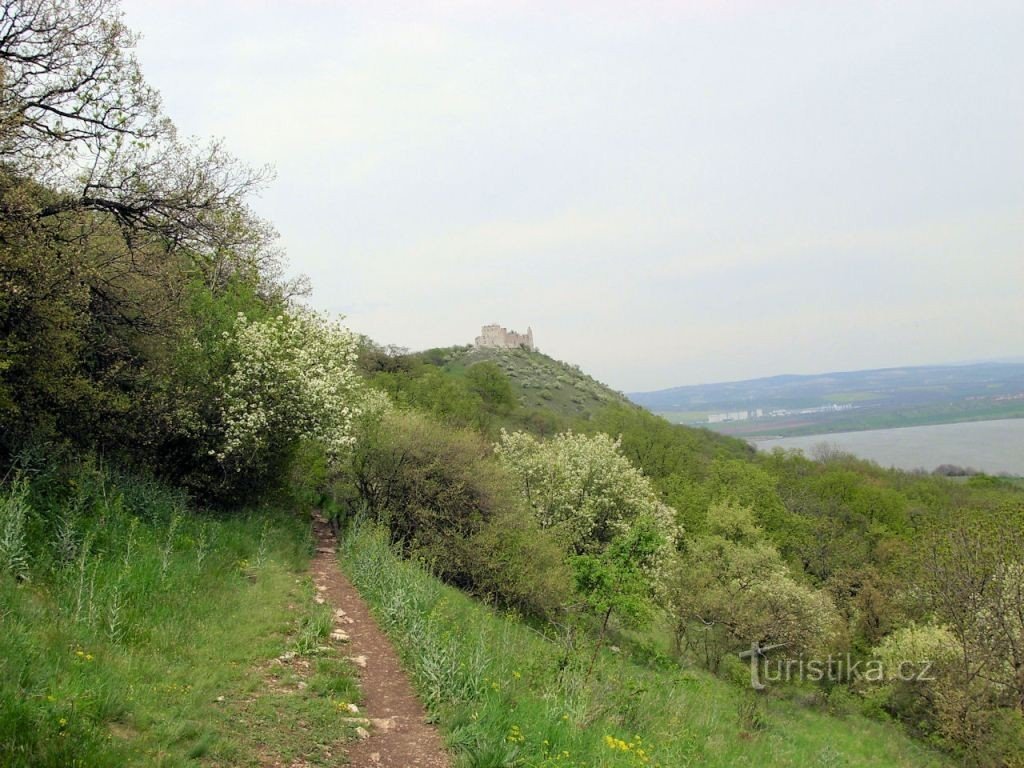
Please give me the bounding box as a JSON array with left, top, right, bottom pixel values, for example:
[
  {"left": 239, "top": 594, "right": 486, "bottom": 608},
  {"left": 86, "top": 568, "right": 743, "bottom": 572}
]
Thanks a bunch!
[
  {"left": 441, "top": 345, "right": 633, "bottom": 418},
  {"left": 630, "top": 361, "right": 1024, "bottom": 436}
]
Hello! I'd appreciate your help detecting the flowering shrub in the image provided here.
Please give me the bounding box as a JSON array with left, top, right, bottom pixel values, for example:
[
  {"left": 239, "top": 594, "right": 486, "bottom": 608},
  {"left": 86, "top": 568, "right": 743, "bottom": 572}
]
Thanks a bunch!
[
  {"left": 494, "top": 430, "right": 675, "bottom": 555},
  {"left": 216, "top": 309, "right": 360, "bottom": 471}
]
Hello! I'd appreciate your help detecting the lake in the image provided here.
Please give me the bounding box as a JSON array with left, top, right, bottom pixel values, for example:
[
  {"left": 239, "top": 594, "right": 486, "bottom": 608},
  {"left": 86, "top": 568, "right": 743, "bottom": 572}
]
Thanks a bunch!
[{"left": 753, "top": 418, "right": 1024, "bottom": 476}]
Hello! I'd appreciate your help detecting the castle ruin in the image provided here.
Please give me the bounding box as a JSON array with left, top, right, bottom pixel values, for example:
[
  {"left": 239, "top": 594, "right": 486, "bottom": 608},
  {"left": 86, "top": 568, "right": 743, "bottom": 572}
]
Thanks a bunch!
[{"left": 474, "top": 323, "right": 535, "bottom": 351}]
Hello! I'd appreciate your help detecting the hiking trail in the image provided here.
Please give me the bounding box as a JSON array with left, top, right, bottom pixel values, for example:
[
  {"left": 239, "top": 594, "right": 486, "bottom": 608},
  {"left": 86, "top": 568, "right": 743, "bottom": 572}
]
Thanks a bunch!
[{"left": 310, "top": 514, "right": 450, "bottom": 768}]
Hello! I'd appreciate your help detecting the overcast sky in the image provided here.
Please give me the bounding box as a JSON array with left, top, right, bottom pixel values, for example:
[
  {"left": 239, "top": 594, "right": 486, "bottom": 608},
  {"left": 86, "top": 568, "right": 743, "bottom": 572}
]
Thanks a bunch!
[{"left": 121, "top": 0, "right": 1023, "bottom": 392}]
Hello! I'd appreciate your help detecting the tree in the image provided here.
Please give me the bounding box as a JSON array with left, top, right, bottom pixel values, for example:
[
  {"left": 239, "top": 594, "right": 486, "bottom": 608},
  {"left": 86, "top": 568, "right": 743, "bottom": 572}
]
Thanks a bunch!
[
  {"left": 0, "top": 0, "right": 278, "bottom": 289},
  {"left": 344, "top": 405, "right": 570, "bottom": 617},
  {"left": 213, "top": 308, "right": 361, "bottom": 480},
  {"left": 494, "top": 429, "right": 675, "bottom": 556},
  {"left": 666, "top": 502, "right": 837, "bottom": 671},
  {"left": 902, "top": 511, "right": 1024, "bottom": 760},
  {"left": 573, "top": 515, "right": 666, "bottom": 680},
  {"left": 0, "top": 0, "right": 297, "bottom": 479},
  {"left": 464, "top": 361, "right": 515, "bottom": 414}
]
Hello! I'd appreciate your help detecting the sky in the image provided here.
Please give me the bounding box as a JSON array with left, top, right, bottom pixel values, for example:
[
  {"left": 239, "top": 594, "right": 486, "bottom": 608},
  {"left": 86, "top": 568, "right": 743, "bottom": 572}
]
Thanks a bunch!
[{"left": 120, "top": 0, "right": 1023, "bottom": 392}]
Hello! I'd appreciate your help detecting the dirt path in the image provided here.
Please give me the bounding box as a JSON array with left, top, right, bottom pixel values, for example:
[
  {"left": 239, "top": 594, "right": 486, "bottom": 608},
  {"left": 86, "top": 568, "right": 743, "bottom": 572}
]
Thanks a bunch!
[{"left": 309, "top": 514, "right": 450, "bottom": 768}]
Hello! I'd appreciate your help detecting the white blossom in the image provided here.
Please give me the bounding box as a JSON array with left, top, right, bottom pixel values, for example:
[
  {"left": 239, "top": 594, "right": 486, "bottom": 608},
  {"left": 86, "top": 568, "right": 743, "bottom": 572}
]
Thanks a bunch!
[
  {"left": 216, "top": 308, "right": 360, "bottom": 466},
  {"left": 494, "top": 429, "right": 675, "bottom": 555}
]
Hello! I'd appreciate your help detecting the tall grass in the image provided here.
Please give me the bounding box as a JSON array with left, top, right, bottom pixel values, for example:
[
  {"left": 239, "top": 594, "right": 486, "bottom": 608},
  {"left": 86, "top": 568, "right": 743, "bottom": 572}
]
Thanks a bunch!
[
  {"left": 0, "top": 458, "right": 315, "bottom": 767},
  {"left": 340, "top": 522, "right": 951, "bottom": 768}
]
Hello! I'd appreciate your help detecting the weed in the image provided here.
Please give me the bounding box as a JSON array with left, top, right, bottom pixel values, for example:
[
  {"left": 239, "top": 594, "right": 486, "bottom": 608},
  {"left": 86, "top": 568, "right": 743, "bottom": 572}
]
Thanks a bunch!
[{"left": 0, "top": 476, "right": 30, "bottom": 580}]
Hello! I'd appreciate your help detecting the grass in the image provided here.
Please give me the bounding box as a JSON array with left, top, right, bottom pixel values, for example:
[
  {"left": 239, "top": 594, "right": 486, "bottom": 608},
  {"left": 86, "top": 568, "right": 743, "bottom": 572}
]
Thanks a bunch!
[
  {"left": 446, "top": 347, "right": 631, "bottom": 419},
  {"left": 0, "top": 460, "right": 361, "bottom": 767},
  {"left": 339, "top": 522, "right": 951, "bottom": 768}
]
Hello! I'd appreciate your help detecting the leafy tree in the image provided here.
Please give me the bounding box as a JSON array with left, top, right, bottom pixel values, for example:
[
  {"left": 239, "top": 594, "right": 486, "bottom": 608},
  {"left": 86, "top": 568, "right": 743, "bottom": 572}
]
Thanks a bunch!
[
  {"left": 574, "top": 515, "right": 667, "bottom": 679},
  {"left": 344, "top": 406, "right": 570, "bottom": 616},
  {"left": 898, "top": 511, "right": 1024, "bottom": 761},
  {"left": 495, "top": 429, "right": 675, "bottom": 556},
  {"left": 464, "top": 361, "right": 515, "bottom": 414},
  {"left": 666, "top": 502, "right": 837, "bottom": 670},
  {"left": 371, "top": 367, "right": 486, "bottom": 429}
]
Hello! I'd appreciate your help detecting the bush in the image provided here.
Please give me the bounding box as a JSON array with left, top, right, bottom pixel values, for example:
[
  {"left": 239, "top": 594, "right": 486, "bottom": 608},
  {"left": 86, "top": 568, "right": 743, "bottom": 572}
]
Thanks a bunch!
[
  {"left": 346, "top": 408, "right": 569, "bottom": 617},
  {"left": 464, "top": 509, "right": 571, "bottom": 619}
]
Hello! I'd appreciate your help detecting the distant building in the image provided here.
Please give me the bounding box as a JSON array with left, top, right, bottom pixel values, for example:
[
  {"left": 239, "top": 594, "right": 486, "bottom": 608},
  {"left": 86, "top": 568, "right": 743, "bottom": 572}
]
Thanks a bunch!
[
  {"left": 474, "top": 323, "right": 535, "bottom": 351},
  {"left": 707, "top": 408, "right": 764, "bottom": 424}
]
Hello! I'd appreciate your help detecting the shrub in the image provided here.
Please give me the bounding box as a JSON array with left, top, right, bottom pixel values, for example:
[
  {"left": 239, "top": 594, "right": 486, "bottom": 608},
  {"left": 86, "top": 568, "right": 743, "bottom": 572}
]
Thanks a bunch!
[
  {"left": 346, "top": 408, "right": 568, "bottom": 617},
  {"left": 494, "top": 429, "right": 675, "bottom": 556},
  {"left": 464, "top": 509, "right": 571, "bottom": 619}
]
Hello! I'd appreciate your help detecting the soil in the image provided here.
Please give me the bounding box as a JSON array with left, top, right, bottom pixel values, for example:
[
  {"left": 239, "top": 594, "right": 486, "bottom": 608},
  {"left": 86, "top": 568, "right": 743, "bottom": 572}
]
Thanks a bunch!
[{"left": 309, "top": 515, "right": 450, "bottom": 768}]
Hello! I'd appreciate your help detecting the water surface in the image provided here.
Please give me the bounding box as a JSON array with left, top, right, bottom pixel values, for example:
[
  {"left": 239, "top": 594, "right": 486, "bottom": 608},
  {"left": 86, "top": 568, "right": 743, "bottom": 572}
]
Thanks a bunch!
[{"left": 754, "top": 418, "right": 1024, "bottom": 476}]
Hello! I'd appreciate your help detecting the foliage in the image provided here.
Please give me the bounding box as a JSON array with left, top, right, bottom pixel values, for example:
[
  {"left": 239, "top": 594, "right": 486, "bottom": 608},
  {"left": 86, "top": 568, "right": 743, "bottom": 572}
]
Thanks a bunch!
[
  {"left": 495, "top": 429, "right": 675, "bottom": 556},
  {"left": 889, "top": 512, "right": 1024, "bottom": 764},
  {"left": 464, "top": 361, "right": 516, "bottom": 414},
  {"left": 0, "top": 0, "right": 310, "bottom": 505},
  {"left": 216, "top": 309, "right": 360, "bottom": 469},
  {"left": 666, "top": 502, "right": 838, "bottom": 670},
  {"left": 345, "top": 406, "right": 569, "bottom": 617},
  {"left": 340, "top": 522, "right": 951, "bottom": 768}
]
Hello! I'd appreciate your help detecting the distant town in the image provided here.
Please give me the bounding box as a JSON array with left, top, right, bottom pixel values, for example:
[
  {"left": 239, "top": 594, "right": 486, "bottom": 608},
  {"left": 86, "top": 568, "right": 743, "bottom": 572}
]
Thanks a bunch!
[{"left": 707, "top": 403, "right": 856, "bottom": 424}]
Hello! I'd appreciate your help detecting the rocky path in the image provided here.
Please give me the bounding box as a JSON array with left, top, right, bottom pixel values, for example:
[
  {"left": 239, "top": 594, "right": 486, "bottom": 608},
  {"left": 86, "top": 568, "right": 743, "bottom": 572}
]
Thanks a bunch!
[{"left": 309, "top": 515, "right": 450, "bottom": 768}]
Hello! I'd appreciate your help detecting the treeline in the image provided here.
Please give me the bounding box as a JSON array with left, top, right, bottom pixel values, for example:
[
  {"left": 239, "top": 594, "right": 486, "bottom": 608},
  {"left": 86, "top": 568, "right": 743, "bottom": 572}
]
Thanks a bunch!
[
  {"left": 0, "top": 0, "right": 361, "bottom": 504},
  {"left": 0, "top": 5, "right": 365, "bottom": 762}
]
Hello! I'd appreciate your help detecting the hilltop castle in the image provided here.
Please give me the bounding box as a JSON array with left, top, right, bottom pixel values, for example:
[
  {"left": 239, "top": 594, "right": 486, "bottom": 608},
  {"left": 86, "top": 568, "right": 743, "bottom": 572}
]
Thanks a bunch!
[{"left": 474, "top": 323, "right": 535, "bottom": 351}]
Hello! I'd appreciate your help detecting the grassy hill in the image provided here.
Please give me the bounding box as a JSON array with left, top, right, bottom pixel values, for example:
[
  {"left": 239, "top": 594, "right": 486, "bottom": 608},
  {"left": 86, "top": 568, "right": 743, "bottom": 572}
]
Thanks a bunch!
[
  {"left": 342, "top": 523, "right": 951, "bottom": 768},
  {"left": 440, "top": 346, "right": 633, "bottom": 418}
]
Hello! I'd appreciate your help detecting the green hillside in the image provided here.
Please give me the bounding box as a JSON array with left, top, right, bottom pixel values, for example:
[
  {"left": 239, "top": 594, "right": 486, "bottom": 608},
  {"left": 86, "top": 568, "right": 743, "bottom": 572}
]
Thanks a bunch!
[
  {"left": 341, "top": 523, "right": 951, "bottom": 768},
  {"left": 444, "top": 346, "right": 632, "bottom": 417}
]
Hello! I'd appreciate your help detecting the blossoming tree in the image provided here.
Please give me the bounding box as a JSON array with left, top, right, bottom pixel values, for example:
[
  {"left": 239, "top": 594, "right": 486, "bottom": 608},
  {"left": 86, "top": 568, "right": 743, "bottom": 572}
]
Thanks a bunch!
[{"left": 215, "top": 308, "right": 361, "bottom": 476}]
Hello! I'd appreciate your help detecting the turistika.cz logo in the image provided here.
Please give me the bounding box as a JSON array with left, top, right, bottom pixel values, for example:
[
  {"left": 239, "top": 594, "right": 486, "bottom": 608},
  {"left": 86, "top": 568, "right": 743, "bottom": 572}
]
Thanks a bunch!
[{"left": 739, "top": 642, "right": 936, "bottom": 690}]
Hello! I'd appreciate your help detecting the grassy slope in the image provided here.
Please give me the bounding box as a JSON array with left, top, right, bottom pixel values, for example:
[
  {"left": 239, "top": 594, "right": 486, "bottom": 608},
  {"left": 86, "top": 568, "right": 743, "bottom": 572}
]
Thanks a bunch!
[
  {"left": 340, "top": 524, "right": 950, "bottom": 768},
  {"left": 443, "top": 346, "right": 632, "bottom": 419},
  {"left": 0, "top": 468, "right": 360, "bottom": 767}
]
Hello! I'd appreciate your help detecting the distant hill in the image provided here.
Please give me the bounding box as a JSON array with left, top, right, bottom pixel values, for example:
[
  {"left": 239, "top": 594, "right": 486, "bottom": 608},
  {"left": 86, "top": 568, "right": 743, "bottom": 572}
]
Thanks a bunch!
[
  {"left": 443, "top": 346, "right": 633, "bottom": 419},
  {"left": 629, "top": 362, "right": 1024, "bottom": 437}
]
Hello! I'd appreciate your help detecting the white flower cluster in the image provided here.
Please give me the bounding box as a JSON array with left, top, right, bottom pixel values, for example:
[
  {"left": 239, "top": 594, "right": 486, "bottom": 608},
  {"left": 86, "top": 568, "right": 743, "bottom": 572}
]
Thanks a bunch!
[
  {"left": 216, "top": 309, "right": 360, "bottom": 467},
  {"left": 494, "top": 429, "right": 675, "bottom": 554}
]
